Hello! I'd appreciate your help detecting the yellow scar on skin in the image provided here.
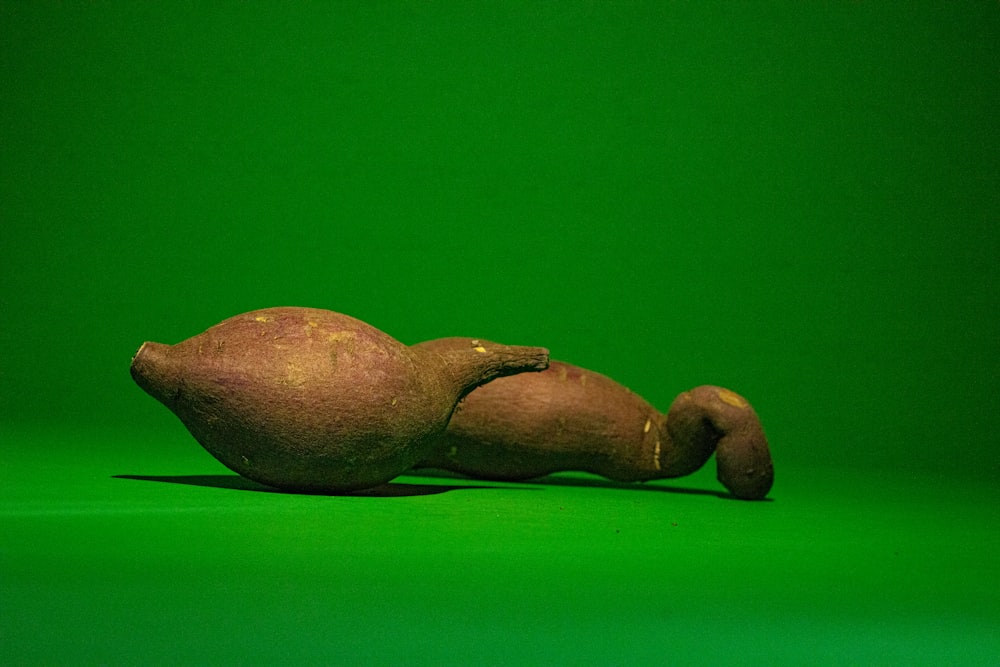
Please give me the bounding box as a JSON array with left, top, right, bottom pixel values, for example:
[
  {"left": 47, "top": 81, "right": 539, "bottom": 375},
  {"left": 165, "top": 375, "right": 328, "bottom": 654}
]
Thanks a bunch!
[
  {"left": 328, "top": 331, "right": 356, "bottom": 343},
  {"left": 717, "top": 388, "right": 748, "bottom": 408}
]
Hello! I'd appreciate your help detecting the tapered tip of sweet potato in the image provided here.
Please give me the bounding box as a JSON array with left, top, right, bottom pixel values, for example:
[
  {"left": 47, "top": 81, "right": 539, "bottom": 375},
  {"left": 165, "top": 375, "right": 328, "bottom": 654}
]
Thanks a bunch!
[
  {"left": 130, "top": 341, "right": 175, "bottom": 407},
  {"left": 667, "top": 385, "right": 774, "bottom": 500}
]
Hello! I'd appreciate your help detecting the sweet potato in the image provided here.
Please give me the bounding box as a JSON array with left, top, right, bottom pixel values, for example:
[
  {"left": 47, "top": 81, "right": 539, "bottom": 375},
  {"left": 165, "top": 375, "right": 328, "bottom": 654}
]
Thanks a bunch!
[
  {"left": 414, "top": 339, "right": 773, "bottom": 500},
  {"left": 130, "top": 308, "right": 549, "bottom": 492}
]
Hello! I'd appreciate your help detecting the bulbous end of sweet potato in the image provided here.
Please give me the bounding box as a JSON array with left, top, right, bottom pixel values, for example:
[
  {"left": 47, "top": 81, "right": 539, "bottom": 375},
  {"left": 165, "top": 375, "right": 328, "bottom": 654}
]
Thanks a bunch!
[{"left": 667, "top": 386, "right": 773, "bottom": 500}]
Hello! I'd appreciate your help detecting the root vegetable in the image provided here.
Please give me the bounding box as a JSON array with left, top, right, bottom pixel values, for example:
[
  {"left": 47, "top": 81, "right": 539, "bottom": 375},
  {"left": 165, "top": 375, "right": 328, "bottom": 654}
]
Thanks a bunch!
[
  {"left": 130, "top": 308, "right": 549, "bottom": 493},
  {"left": 414, "top": 339, "right": 773, "bottom": 500}
]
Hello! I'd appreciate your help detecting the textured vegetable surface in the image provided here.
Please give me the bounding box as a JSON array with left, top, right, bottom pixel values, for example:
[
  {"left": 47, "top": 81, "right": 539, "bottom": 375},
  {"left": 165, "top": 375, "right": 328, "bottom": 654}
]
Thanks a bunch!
[
  {"left": 415, "top": 338, "right": 773, "bottom": 500},
  {"left": 130, "top": 308, "right": 549, "bottom": 492}
]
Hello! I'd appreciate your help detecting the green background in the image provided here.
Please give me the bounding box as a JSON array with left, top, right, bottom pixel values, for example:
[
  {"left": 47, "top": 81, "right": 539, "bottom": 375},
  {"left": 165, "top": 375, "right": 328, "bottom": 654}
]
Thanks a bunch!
[{"left": 2, "top": 2, "right": 998, "bottom": 664}]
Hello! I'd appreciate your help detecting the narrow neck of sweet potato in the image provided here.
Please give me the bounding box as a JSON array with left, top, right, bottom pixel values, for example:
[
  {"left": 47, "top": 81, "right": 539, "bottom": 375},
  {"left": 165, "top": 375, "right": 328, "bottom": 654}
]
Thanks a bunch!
[{"left": 414, "top": 337, "right": 549, "bottom": 400}]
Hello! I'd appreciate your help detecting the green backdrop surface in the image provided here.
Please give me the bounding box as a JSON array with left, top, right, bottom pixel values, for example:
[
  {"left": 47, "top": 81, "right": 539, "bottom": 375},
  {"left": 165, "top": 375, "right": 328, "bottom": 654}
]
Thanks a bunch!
[{"left": 2, "top": 2, "right": 998, "bottom": 665}]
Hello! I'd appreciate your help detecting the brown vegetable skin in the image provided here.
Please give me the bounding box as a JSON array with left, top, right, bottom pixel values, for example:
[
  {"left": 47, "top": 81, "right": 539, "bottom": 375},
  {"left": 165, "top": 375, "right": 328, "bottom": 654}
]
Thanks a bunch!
[
  {"left": 414, "top": 339, "right": 773, "bottom": 500},
  {"left": 130, "top": 308, "right": 549, "bottom": 493}
]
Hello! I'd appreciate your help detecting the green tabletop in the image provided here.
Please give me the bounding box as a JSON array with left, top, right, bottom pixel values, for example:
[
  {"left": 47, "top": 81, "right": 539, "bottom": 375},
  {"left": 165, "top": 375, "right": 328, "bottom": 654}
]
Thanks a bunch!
[
  {"left": 3, "top": 2, "right": 998, "bottom": 664},
  {"left": 3, "top": 428, "right": 997, "bottom": 665}
]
